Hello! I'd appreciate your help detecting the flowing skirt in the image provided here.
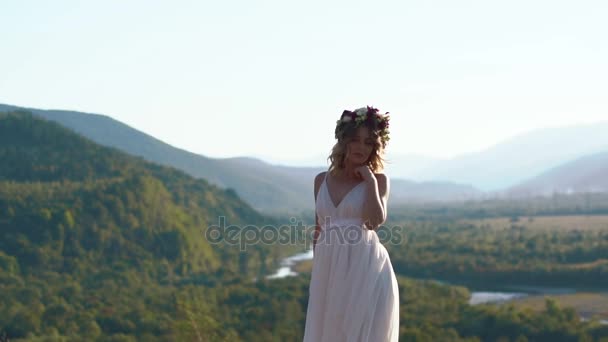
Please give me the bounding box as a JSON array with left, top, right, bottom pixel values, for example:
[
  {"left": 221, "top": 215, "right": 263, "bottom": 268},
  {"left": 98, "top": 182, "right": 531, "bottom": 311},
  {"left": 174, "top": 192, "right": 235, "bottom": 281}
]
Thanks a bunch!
[{"left": 303, "top": 224, "right": 400, "bottom": 342}]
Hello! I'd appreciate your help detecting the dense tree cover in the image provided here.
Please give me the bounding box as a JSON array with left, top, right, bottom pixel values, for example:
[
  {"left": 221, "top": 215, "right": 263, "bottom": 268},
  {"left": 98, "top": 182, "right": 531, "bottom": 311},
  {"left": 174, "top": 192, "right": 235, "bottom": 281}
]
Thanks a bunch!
[
  {"left": 382, "top": 217, "right": 608, "bottom": 288},
  {"left": 2, "top": 270, "right": 607, "bottom": 341},
  {"left": 1, "top": 112, "right": 607, "bottom": 340}
]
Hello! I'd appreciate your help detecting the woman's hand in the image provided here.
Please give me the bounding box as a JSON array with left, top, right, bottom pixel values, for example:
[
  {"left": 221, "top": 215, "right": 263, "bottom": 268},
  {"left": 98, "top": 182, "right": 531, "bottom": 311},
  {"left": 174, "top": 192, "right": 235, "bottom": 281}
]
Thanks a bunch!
[{"left": 354, "top": 165, "right": 375, "bottom": 183}]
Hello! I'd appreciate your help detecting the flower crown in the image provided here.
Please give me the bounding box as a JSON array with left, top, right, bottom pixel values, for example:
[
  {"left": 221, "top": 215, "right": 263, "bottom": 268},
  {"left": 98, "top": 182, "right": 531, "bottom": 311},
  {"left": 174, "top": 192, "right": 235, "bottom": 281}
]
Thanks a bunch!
[{"left": 334, "top": 106, "right": 390, "bottom": 147}]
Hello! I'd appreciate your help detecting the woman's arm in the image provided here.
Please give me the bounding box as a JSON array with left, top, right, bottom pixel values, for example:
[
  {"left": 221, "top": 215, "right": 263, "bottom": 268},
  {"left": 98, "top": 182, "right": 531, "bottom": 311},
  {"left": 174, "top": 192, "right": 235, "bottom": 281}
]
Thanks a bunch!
[
  {"left": 362, "top": 173, "right": 389, "bottom": 231},
  {"left": 312, "top": 172, "right": 325, "bottom": 253}
]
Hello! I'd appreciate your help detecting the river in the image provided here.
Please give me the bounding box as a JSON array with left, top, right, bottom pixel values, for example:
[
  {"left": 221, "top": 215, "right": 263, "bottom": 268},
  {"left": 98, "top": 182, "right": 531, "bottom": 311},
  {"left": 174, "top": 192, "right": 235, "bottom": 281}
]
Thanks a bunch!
[
  {"left": 266, "top": 247, "right": 608, "bottom": 324},
  {"left": 265, "top": 248, "right": 527, "bottom": 304}
]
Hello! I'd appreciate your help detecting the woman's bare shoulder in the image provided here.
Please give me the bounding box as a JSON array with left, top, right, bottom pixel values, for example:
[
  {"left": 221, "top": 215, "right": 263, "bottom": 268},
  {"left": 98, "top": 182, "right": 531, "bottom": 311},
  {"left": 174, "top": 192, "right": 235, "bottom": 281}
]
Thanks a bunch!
[
  {"left": 313, "top": 171, "right": 327, "bottom": 199},
  {"left": 373, "top": 173, "right": 390, "bottom": 196},
  {"left": 314, "top": 171, "right": 327, "bottom": 186}
]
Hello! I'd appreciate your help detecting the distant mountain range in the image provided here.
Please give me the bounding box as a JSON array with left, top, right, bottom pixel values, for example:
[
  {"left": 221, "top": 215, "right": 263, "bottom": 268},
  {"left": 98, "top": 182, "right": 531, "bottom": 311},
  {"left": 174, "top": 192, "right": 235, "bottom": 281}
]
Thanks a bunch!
[
  {"left": 504, "top": 150, "right": 608, "bottom": 197},
  {"left": 397, "top": 123, "right": 608, "bottom": 191},
  {"left": 2, "top": 103, "right": 607, "bottom": 212}
]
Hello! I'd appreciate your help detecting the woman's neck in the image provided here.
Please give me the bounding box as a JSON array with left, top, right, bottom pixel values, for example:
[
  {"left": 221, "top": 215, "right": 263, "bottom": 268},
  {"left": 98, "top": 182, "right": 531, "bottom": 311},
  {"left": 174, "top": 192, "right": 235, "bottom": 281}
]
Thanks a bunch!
[{"left": 336, "top": 160, "right": 363, "bottom": 181}]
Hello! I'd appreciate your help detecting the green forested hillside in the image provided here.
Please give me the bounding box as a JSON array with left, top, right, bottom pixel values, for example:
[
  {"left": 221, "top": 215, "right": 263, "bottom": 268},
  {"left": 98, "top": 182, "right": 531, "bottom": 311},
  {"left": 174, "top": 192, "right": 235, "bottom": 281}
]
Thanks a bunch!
[
  {"left": 0, "top": 111, "right": 301, "bottom": 340},
  {"left": 0, "top": 111, "right": 286, "bottom": 276}
]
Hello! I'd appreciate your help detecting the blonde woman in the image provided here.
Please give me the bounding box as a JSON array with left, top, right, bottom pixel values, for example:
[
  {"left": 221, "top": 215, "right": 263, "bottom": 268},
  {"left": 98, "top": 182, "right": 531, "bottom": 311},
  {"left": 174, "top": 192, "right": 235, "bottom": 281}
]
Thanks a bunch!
[{"left": 303, "top": 106, "right": 399, "bottom": 341}]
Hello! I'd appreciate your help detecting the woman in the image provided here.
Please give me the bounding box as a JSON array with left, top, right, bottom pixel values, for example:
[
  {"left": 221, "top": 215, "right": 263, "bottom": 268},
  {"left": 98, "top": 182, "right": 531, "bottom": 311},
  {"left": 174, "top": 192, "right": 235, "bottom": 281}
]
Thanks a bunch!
[{"left": 303, "top": 106, "right": 400, "bottom": 341}]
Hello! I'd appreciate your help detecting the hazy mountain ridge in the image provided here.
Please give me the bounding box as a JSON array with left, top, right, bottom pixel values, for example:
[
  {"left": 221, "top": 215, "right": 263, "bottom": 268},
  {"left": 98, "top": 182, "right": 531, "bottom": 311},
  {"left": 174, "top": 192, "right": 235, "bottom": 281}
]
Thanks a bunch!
[
  {"left": 406, "top": 123, "right": 608, "bottom": 191},
  {"left": 504, "top": 150, "right": 608, "bottom": 197}
]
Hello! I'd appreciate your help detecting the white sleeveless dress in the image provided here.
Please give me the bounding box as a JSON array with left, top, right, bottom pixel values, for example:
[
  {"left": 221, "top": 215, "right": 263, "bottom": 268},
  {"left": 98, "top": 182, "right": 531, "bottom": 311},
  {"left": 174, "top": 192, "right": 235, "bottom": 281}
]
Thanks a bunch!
[{"left": 303, "top": 173, "right": 400, "bottom": 342}]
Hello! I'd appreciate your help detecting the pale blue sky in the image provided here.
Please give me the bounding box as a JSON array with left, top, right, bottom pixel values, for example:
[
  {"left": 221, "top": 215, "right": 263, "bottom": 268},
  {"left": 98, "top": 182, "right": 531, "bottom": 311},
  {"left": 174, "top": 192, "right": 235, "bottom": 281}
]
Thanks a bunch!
[{"left": 1, "top": 0, "right": 607, "bottom": 164}]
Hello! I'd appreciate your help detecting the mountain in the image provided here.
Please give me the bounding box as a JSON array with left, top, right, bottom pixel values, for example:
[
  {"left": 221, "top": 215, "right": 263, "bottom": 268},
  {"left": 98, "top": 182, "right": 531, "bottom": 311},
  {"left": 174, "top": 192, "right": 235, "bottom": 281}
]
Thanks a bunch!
[
  {"left": 504, "top": 150, "right": 608, "bottom": 197},
  {"left": 0, "top": 110, "right": 310, "bottom": 340},
  {"left": 0, "top": 110, "right": 291, "bottom": 279},
  {"left": 0, "top": 103, "right": 317, "bottom": 214},
  {"left": 407, "top": 122, "right": 608, "bottom": 191},
  {"left": 0, "top": 103, "right": 483, "bottom": 212}
]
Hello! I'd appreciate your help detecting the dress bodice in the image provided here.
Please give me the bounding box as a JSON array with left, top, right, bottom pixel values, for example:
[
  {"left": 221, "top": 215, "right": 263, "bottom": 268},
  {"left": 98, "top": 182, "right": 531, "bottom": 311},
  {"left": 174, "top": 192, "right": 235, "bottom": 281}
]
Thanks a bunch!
[{"left": 316, "top": 172, "right": 366, "bottom": 228}]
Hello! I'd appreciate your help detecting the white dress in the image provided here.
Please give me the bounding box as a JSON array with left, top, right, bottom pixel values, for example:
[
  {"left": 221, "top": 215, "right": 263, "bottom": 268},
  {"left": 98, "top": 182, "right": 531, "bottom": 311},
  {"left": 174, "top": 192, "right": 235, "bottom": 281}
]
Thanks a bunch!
[{"left": 303, "top": 172, "right": 400, "bottom": 342}]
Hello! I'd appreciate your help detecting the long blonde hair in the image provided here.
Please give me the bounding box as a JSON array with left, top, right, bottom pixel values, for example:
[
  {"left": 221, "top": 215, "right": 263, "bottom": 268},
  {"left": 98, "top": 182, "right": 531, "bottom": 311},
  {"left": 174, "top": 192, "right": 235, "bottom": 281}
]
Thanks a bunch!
[{"left": 327, "top": 124, "right": 387, "bottom": 176}]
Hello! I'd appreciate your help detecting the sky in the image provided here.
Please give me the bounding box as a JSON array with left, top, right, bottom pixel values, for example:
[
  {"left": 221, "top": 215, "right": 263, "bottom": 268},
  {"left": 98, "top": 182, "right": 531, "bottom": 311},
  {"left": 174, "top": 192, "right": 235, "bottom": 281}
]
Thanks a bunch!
[{"left": 1, "top": 0, "right": 607, "bottom": 165}]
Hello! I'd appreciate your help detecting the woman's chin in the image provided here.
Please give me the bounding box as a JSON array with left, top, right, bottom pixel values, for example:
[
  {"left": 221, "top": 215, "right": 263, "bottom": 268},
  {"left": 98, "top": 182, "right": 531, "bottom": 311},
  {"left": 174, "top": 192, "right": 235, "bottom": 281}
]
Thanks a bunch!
[{"left": 346, "top": 156, "right": 367, "bottom": 165}]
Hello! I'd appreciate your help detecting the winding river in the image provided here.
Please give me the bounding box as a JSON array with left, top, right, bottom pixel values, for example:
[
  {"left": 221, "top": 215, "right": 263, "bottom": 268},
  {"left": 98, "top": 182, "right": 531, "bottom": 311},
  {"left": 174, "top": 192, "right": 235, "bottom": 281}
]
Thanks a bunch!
[
  {"left": 265, "top": 248, "right": 527, "bottom": 304},
  {"left": 266, "top": 247, "right": 608, "bottom": 324}
]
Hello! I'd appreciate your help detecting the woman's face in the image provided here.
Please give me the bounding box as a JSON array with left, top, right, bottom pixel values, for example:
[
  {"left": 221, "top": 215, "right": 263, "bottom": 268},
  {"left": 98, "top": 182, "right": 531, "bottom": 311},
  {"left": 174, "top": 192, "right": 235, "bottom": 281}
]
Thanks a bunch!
[{"left": 345, "top": 126, "right": 375, "bottom": 165}]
